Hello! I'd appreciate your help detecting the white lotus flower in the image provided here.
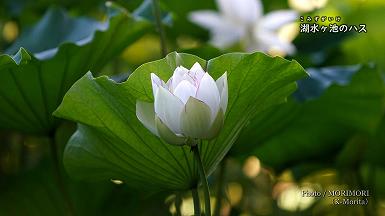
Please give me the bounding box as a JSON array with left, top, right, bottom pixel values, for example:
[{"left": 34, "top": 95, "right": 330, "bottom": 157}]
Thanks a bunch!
[
  {"left": 289, "top": 0, "right": 328, "bottom": 13},
  {"left": 136, "top": 62, "right": 228, "bottom": 145},
  {"left": 189, "top": 0, "right": 298, "bottom": 55}
]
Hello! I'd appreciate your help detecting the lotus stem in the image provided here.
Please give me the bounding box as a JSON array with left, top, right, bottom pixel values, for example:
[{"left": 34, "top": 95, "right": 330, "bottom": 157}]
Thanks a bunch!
[
  {"left": 49, "top": 132, "right": 75, "bottom": 216},
  {"left": 151, "top": 0, "right": 167, "bottom": 57},
  {"left": 192, "top": 142, "right": 211, "bottom": 216},
  {"left": 175, "top": 192, "right": 182, "bottom": 216},
  {"left": 214, "top": 159, "right": 227, "bottom": 216},
  {"left": 192, "top": 187, "right": 201, "bottom": 216}
]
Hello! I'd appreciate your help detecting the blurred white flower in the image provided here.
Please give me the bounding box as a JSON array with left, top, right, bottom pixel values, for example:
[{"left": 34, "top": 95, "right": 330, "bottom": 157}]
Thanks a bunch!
[
  {"left": 189, "top": 0, "right": 298, "bottom": 55},
  {"left": 136, "top": 62, "right": 228, "bottom": 145},
  {"left": 289, "top": 0, "right": 328, "bottom": 13}
]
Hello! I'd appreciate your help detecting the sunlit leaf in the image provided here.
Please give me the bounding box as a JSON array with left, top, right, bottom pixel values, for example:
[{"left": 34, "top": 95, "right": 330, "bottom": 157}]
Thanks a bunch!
[{"left": 54, "top": 51, "right": 307, "bottom": 191}]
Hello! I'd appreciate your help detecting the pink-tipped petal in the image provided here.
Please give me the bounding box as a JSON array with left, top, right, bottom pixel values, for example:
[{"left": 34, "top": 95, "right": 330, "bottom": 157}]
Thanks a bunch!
[
  {"left": 189, "top": 62, "right": 206, "bottom": 81},
  {"left": 171, "top": 66, "right": 189, "bottom": 91}
]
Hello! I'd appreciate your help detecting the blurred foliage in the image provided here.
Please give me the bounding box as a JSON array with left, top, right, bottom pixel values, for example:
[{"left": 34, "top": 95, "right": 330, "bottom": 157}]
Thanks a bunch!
[
  {"left": 234, "top": 65, "right": 385, "bottom": 163},
  {"left": 0, "top": 4, "right": 150, "bottom": 134}
]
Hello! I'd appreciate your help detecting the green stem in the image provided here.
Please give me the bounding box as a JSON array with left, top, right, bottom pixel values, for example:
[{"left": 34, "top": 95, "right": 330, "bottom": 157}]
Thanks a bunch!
[
  {"left": 213, "top": 159, "right": 226, "bottom": 216},
  {"left": 49, "top": 132, "right": 76, "bottom": 216},
  {"left": 175, "top": 192, "right": 182, "bottom": 216},
  {"left": 151, "top": 0, "right": 167, "bottom": 57},
  {"left": 353, "top": 169, "right": 372, "bottom": 216},
  {"left": 192, "top": 187, "right": 201, "bottom": 216},
  {"left": 368, "top": 165, "right": 377, "bottom": 215},
  {"left": 192, "top": 144, "right": 211, "bottom": 216}
]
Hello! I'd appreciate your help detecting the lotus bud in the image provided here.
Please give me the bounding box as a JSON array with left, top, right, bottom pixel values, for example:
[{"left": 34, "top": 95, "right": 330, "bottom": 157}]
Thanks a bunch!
[{"left": 136, "top": 62, "right": 228, "bottom": 145}]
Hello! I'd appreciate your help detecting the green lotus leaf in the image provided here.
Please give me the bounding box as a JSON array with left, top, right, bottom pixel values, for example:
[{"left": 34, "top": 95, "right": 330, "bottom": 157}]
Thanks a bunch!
[
  {"left": 54, "top": 52, "right": 307, "bottom": 191},
  {"left": 0, "top": 6, "right": 151, "bottom": 134}
]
